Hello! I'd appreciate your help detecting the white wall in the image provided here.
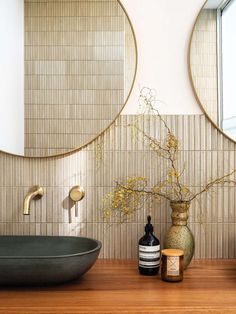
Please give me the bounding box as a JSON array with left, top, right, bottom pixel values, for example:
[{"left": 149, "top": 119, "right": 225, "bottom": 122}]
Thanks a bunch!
[
  {"left": 121, "top": 0, "right": 205, "bottom": 115},
  {"left": 0, "top": 0, "right": 24, "bottom": 155}
]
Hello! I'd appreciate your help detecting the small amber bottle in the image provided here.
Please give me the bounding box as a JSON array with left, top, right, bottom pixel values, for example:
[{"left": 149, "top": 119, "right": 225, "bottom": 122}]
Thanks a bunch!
[{"left": 161, "top": 249, "right": 184, "bottom": 282}]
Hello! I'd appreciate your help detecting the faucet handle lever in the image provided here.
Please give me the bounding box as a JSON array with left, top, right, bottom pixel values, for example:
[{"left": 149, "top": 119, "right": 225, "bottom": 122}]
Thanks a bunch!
[{"left": 69, "top": 186, "right": 85, "bottom": 202}]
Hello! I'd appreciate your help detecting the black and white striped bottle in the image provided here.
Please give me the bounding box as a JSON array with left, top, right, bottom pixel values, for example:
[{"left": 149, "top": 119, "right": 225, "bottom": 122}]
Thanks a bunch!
[{"left": 138, "top": 216, "right": 160, "bottom": 276}]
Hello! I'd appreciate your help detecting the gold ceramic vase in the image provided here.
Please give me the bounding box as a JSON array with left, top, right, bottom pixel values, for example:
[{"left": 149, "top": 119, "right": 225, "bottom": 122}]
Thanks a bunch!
[{"left": 164, "top": 201, "right": 195, "bottom": 269}]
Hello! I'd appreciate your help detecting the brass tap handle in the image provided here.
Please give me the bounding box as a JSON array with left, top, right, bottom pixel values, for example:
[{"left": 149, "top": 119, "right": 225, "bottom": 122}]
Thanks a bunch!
[{"left": 69, "top": 186, "right": 85, "bottom": 202}]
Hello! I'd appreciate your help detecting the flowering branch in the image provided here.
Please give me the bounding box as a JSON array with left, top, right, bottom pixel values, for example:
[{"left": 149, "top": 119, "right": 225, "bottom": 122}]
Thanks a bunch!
[
  {"left": 188, "top": 169, "right": 236, "bottom": 201},
  {"left": 102, "top": 87, "right": 236, "bottom": 220}
]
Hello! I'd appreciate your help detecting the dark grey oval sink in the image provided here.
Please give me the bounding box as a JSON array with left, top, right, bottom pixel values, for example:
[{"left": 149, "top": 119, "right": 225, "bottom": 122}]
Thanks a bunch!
[{"left": 0, "top": 236, "right": 101, "bottom": 286}]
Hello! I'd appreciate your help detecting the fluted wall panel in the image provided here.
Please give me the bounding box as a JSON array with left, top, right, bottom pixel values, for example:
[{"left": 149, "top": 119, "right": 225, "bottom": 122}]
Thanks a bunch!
[{"left": 0, "top": 114, "right": 236, "bottom": 259}]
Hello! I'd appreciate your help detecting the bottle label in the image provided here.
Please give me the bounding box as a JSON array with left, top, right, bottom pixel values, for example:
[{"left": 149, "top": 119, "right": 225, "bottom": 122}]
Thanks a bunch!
[
  {"left": 139, "top": 245, "right": 160, "bottom": 268},
  {"left": 139, "top": 245, "right": 160, "bottom": 252},
  {"left": 167, "top": 256, "right": 179, "bottom": 276}
]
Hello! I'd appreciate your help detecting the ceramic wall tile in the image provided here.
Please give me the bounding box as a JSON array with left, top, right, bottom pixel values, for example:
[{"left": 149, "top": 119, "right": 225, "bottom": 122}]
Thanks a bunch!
[{"left": 0, "top": 114, "right": 236, "bottom": 258}]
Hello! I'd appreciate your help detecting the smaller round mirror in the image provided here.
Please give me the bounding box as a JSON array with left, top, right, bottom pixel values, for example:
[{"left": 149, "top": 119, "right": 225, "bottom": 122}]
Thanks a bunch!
[{"left": 189, "top": 0, "right": 236, "bottom": 141}]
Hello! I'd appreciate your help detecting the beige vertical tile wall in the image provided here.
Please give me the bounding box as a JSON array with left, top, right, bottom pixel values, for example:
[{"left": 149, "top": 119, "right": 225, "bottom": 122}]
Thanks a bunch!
[
  {"left": 0, "top": 114, "right": 235, "bottom": 259},
  {"left": 190, "top": 9, "right": 218, "bottom": 125},
  {"left": 24, "top": 0, "right": 126, "bottom": 156}
]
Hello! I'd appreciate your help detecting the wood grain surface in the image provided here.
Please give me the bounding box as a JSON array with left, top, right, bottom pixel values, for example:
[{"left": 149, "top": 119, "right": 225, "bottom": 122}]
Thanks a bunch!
[{"left": 0, "top": 260, "right": 235, "bottom": 314}]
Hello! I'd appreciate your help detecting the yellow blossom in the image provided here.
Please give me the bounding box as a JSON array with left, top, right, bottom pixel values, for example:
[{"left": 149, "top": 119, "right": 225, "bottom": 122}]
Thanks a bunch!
[
  {"left": 168, "top": 170, "right": 179, "bottom": 178},
  {"left": 122, "top": 207, "right": 131, "bottom": 214},
  {"left": 103, "top": 209, "right": 112, "bottom": 218},
  {"left": 165, "top": 135, "right": 179, "bottom": 149},
  {"left": 181, "top": 186, "right": 190, "bottom": 194}
]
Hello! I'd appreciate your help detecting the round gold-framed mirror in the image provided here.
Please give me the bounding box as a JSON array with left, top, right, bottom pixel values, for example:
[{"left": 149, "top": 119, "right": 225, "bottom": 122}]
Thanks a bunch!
[
  {"left": 189, "top": 0, "right": 236, "bottom": 142},
  {"left": 0, "top": 0, "right": 137, "bottom": 158}
]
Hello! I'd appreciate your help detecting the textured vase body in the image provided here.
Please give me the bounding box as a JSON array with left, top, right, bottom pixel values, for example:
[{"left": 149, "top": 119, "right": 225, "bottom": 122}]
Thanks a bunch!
[{"left": 164, "top": 201, "right": 195, "bottom": 269}]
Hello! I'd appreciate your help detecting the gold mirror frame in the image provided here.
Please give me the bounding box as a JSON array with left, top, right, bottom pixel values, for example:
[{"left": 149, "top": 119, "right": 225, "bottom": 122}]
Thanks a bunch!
[
  {"left": 188, "top": 0, "right": 236, "bottom": 143},
  {"left": 1, "top": 0, "right": 138, "bottom": 159}
]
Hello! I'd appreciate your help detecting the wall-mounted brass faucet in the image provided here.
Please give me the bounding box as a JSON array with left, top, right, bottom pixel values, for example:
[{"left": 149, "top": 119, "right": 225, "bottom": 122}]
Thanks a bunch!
[
  {"left": 23, "top": 185, "right": 44, "bottom": 215},
  {"left": 69, "top": 186, "right": 85, "bottom": 202}
]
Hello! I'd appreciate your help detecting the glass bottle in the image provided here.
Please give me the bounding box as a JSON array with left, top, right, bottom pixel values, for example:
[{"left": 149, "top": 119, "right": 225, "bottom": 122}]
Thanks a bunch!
[{"left": 138, "top": 215, "right": 160, "bottom": 276}]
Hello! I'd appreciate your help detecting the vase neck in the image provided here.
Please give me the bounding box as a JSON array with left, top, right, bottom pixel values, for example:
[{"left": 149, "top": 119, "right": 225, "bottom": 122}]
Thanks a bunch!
[{"left": 170, "top": 202, "right": 190, "bottom": 226}]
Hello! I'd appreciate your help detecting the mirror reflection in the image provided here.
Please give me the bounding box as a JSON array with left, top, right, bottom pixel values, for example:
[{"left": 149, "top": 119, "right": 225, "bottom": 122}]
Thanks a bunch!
[
  {"left": 0, "top": 0, "right": 136, "bottom": 157},
  {"left": 190, "top": 0, "right": 236, "bottom": 140}
]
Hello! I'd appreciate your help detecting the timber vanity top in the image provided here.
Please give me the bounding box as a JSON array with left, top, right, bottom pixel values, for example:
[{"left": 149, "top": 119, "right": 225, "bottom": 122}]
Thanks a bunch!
[{"left": 0, "top": 260, "right": 235, "bottom": 314}]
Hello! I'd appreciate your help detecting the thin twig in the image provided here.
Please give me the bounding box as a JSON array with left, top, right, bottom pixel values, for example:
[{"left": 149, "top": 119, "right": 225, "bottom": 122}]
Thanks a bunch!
[
  {"left": 115, "top": 181, "right": 173, "bottom": 202},
  {"left": 189, "top": 169, "right": 236, "bottom": 201}
]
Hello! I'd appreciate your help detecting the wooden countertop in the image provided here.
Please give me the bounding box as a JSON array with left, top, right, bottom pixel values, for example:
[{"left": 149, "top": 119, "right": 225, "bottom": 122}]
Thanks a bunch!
[{"left": 0, "top": 260, "right": 235, "bottom": 314}]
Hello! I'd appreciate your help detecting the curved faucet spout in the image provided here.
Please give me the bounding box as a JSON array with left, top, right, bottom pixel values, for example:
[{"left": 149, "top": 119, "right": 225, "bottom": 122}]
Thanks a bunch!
[{"left": 23, "top": 186, "right": 44, "bottom": 215}]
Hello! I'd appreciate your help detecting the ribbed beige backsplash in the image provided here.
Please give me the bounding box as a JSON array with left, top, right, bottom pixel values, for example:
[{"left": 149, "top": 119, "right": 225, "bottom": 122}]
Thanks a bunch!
[{"left": 0, "top": 115, "right": 235, "bottom": 259}]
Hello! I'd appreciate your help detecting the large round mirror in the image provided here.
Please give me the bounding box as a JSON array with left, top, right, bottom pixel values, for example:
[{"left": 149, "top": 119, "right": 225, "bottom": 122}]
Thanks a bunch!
[
  {"left": 189, "top": 0, "right": 236, "bottom": 141},
  {"left": 0, "top": 0, "right": 136, "bottom": 157}
]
